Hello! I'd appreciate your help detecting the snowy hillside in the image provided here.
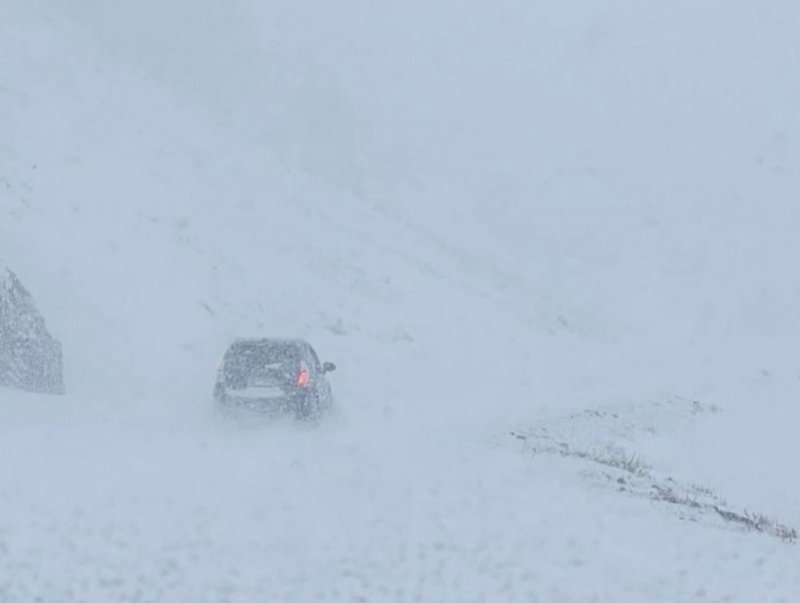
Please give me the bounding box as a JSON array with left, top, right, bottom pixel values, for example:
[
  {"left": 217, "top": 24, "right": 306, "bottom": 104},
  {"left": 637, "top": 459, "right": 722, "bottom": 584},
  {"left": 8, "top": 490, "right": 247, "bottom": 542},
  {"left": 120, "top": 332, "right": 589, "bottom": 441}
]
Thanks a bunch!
[{"left": 2, "top": 0, "right": 800, "bottom": 601}]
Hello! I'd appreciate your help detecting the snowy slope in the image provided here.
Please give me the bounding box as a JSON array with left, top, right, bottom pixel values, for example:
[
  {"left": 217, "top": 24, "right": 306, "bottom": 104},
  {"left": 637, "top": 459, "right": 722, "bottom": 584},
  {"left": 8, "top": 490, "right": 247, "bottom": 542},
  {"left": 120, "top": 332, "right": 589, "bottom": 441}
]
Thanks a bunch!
[{"left": 2, "top": 0, "right": 800, "bottom": 601}]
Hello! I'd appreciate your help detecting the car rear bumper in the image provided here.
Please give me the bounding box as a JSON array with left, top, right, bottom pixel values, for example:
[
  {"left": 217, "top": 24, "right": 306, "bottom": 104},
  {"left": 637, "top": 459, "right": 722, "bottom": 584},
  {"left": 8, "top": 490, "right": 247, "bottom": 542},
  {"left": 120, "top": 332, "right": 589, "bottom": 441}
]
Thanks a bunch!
[
  {"left": 220, "top": 392, "right": 297, "bottom": 412},
  {"left": 214, "top": 382, "right": 324, "bottom": 419}
]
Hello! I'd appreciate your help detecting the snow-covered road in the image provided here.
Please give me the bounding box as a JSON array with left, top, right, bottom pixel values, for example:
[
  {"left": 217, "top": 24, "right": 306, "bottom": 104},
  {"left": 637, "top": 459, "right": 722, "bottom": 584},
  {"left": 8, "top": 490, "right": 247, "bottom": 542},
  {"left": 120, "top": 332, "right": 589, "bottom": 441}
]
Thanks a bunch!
[{"left": 2, "top": 389, "right": 798, "bottom": 603}]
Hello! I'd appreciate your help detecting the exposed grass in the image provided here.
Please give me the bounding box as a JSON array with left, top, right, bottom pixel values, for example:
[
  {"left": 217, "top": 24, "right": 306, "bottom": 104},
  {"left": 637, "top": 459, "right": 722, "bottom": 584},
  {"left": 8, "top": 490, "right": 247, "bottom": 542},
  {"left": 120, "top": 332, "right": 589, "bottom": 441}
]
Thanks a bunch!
[
  {"left": 559, "top": 444, "right": 651, "bottom": 477},
  {"left": 512, "top": 429, "right": 798, "bottom": 544},
  {"left": 689, "top": 483, "right": 718, "bottom": 498},
  {"left": 713, "top": 508, "right": 799, "bottom": 543},
  {"left": 651, "top": 484, "right": 702, "bottom": 509}
]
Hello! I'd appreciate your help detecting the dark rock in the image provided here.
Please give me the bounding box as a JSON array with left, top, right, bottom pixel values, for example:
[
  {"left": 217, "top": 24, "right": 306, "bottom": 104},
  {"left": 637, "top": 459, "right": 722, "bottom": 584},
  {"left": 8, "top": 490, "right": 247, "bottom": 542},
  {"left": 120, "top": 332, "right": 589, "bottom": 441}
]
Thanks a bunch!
[{"left": 0, "top": 267, "right": 64, "bottom": 394}]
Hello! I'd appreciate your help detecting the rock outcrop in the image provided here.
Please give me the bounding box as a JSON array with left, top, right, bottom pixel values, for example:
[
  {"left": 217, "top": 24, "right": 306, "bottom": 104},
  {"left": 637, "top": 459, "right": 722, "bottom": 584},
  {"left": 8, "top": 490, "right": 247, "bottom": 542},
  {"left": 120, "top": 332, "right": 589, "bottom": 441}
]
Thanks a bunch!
[{"left": 0, "top": 267, "right": 64, "bottom": 394}]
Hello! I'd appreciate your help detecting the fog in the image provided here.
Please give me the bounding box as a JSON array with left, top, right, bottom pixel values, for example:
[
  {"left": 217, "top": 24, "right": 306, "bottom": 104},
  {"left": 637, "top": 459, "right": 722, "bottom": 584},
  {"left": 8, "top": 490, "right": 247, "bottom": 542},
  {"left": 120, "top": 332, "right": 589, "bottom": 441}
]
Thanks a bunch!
[{"left": 2, "top": 1, "right": 799, "bottom": 600}]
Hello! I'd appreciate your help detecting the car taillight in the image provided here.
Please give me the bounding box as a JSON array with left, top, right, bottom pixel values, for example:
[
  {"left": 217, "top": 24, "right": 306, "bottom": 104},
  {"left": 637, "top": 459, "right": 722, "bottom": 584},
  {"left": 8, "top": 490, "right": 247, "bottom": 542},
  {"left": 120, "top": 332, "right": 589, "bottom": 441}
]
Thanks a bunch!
[{"left": 297, "top": 362, "right": 310, "bottom": 388}]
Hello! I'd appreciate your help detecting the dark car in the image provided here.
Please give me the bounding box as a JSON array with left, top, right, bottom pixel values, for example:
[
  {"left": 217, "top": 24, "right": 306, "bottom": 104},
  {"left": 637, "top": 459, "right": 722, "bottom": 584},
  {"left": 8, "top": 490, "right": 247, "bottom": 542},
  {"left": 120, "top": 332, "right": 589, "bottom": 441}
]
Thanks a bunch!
[{"left": 214, "top": 338, "right": 336, "bottom": 419}]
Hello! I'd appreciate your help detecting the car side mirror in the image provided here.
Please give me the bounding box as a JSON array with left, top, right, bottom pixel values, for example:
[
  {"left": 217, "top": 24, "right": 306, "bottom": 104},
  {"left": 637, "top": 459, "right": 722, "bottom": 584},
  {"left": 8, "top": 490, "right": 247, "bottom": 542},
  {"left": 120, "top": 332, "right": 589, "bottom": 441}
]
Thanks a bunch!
[{"left": 322, "top": 361, "right": 336, "bottom": 374}]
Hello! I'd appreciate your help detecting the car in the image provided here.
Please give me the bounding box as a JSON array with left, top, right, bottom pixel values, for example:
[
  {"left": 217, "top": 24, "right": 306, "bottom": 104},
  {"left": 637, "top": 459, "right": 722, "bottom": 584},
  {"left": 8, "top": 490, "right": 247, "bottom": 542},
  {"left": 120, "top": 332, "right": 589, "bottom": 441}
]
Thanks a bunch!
[{"left": 214, "top": 338, "right": 336, "bottom": 419}]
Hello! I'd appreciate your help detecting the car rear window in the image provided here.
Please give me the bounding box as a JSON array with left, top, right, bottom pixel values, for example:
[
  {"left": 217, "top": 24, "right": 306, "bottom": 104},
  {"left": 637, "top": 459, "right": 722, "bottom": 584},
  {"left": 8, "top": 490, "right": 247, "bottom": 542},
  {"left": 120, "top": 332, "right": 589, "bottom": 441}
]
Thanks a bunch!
[{"left": 225, "top": 342, "right": 301, "bottom": 373}]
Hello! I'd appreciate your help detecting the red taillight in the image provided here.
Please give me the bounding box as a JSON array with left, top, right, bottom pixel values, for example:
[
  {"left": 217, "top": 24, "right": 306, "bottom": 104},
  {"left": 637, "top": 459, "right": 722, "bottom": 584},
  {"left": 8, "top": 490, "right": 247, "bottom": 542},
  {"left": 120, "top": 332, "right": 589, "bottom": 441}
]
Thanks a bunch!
[{"left": 297, "top": 362, "right": 310, "bottom": 388}]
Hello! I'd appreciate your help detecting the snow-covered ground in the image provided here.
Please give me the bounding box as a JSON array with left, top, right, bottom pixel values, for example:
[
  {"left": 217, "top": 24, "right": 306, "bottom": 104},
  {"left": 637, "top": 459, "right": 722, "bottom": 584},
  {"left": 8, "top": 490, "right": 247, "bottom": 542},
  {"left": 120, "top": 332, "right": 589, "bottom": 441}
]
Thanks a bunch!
[{"left": 2, "top": 1, "right": 800, "bottom": 601}]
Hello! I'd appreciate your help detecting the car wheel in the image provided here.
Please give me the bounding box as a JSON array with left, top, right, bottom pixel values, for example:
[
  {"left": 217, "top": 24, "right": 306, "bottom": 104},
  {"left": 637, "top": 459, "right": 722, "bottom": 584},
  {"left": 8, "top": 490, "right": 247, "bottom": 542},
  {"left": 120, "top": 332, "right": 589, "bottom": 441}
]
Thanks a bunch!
[{"left": 294, "top": 394, "right": 320, "bottom": 421}]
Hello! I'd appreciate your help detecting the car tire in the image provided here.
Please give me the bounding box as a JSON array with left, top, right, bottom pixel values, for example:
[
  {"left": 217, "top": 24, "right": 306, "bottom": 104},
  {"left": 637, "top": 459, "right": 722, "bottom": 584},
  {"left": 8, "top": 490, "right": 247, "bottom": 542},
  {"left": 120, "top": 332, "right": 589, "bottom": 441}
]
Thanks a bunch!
[{"left": 294, "top": 393, "right": 320, "bottom": 421}]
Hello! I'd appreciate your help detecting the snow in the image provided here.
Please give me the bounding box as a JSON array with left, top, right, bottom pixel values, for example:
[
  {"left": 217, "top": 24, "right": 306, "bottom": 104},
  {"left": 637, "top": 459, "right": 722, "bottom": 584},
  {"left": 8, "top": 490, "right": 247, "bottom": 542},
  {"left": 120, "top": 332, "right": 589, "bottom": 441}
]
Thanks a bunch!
[{"left": 2, "top": 0, "right": 800, "bottom": 601}]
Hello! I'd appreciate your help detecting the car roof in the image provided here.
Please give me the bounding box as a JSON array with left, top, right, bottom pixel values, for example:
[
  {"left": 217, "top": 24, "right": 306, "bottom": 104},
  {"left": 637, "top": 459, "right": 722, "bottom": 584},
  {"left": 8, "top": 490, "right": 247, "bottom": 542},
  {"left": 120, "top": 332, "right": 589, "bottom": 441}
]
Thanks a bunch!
[
  {"left": 228, "top": 337, "right": 315, "bottom": 353},
  {"left": 227, "top": 338, "right": 312, "bottom": 352},
  {"left": 224, "top": 338, "right": 323, "bottom": 369}
]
